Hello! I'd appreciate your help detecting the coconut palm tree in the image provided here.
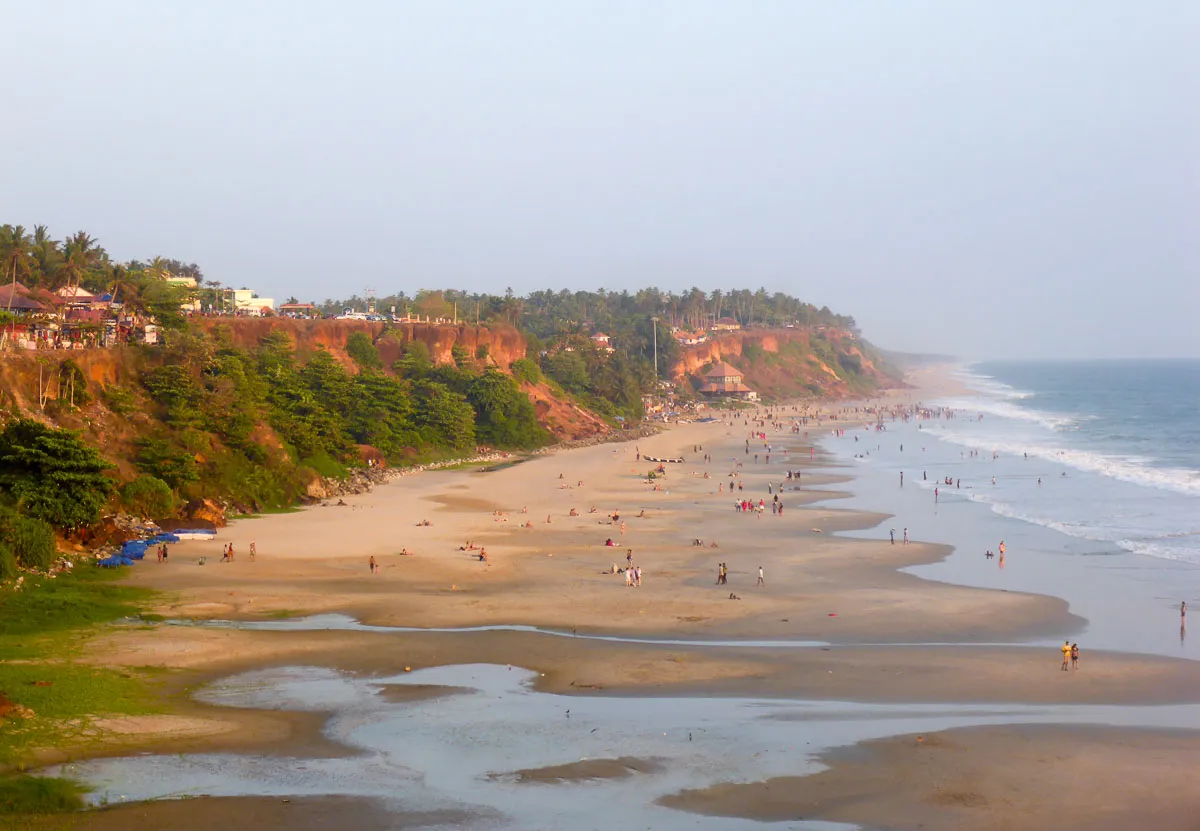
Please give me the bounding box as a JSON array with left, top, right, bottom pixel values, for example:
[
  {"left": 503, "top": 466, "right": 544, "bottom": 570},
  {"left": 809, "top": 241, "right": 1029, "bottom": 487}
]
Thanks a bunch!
[
  {"left": 0, "top": 225, "right": 33, "bottom": 315},
  {"left": 62, "top": 231, "right": 101, "bottom": 291},
  {"left": 30, "top": 225, "right": 62, "bottom": 287}
]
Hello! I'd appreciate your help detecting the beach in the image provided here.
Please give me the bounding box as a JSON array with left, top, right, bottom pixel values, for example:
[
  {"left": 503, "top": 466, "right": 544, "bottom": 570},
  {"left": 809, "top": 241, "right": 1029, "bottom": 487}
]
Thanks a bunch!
[{"left": 51, "top": 369, "right": 1200, "bottom": 830}]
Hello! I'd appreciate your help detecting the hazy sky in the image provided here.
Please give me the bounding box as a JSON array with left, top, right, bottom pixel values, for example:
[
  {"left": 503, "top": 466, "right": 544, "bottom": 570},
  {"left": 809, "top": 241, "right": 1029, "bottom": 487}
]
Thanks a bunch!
[{"left": 3, "top": 1, "right": 1197, "bottom": 359}]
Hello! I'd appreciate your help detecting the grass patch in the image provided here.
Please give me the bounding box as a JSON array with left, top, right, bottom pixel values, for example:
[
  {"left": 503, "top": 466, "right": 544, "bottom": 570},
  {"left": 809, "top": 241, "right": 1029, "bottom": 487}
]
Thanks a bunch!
[
  {"left": 0, "top": 568, "right": 162, "bottom": 769},
  {"left": 0, "top": 569, "right": 151, "bottom": 641},
  {"left": 0, "top": 775, "right": 88, "bottom": 815}
]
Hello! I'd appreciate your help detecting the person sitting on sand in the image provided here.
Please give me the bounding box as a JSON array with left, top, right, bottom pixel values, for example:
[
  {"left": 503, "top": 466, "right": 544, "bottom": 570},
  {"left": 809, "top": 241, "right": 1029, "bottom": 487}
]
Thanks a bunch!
[
  {"left": 728, "top": 592, "right": 740, "bottom": 600},
  {"left": 637, "top": 509, "right": 645, "bottom": 517},
  {"left": 524, "top": 521, "right": 533, "bottom": 528},
  {"left": 569, "top": 508, "right": 579, "bottom": 517},
  {"left": 479, "top": 549, "right": 488, "bottom": 562},
  {"left": 605, "top": 538, "right": 615, "bottom": 546},
  {"left": 400, "top": 548, "right": 411, "bottom": 556},
  {"left": 589, "top": 506, "right": 598, "bottom": 513}
]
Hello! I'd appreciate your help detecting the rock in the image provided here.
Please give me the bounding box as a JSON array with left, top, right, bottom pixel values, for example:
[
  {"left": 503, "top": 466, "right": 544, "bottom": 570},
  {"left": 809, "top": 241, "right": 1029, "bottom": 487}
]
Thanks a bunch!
[{"left": 184, "top": 498, "right": 227, "bottom": 528}]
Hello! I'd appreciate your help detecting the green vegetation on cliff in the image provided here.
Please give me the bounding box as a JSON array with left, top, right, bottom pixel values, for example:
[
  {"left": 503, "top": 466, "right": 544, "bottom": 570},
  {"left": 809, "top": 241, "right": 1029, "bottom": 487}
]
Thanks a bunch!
[{"left": 120, "top": 326, "right": 550, "bottom": 511}]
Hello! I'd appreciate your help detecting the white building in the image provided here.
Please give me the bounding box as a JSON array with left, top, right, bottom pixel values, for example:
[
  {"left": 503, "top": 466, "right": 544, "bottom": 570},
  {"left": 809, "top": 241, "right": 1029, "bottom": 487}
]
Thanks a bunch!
[{"left": 224, "top": 288, "right": 276, "bottom": 315}]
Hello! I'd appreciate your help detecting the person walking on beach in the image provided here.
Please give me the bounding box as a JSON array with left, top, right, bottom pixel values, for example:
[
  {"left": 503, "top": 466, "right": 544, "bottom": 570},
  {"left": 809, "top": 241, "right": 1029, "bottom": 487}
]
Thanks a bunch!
[
  {"left": 890, "top": 528, "right": 895, "bottom": 545},
  {"left": 1061, "top": 640, "right": 1071, "bottom": 671},
  {"left": 757, "top": 566, "right": 765, "bottom": 586},
  {"left": 249, "top": 541, "right": 256, "bottom": 560},
  {"left": 369, "top": 556, "right": 377, "bottom": 574},
  {"left": 1070, "top": 643, "right": 1080, "bottom": 671},
  {"left": 903, "top": 528, "right": 909, "bottom": 545}
]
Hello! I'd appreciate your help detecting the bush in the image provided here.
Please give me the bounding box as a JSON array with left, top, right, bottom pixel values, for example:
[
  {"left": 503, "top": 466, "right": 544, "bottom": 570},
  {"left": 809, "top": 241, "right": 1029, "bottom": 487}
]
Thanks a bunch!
[
  {"left": 0, "top": 775, "right": 89, "bottom": 814},
  {"left": 345, "top": 332, "right": 382, "bottom": 370},
  {"left": 101, "top": 385, "right": 137, "bottom": 416},
  {"left": 0, "top": 507, "right": 56, "bottom": 570},
  {"left": 0, "top": 542, "right": 15, "bottom": 581},
  {"left": 134, "top": 436, "right": 199, "bottom": 489},
  {"left": 120, "top": 475, "right": 177, "bottom": 519},
  {"left": 510, "top": 358, "right": 542, "bottom": 385}
]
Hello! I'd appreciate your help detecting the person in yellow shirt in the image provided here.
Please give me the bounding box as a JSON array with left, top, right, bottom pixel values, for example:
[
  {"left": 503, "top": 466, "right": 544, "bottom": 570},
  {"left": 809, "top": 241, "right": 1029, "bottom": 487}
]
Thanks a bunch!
[{"left": 1061, "top": 640, "right": 1071, "bottom": 671}]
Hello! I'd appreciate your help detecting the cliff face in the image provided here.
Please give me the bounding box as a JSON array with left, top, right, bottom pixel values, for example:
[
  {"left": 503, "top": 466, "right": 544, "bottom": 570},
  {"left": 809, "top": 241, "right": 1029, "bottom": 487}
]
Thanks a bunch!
[
  {"left": 193, "top": 318, "right": 527, "bottom": 370},
  {"left": 671, "top": 328, "right": 899, "bottom": 400}
]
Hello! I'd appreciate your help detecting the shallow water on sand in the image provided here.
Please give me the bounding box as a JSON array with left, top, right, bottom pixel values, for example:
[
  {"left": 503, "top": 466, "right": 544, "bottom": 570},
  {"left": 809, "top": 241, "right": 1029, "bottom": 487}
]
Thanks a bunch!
[
  {"left": 819, "top": 420, "right": 1200, "bottom": 659},
  {"left": 54, "top": 663, "right": 1200, "bottom": 830}
]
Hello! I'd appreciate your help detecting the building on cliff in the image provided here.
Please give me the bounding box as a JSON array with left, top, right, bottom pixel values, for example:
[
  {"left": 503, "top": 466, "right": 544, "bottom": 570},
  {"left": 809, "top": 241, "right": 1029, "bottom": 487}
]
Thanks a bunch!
[
  {"left": 712, "top": 317, "right": 742, "bottom": 332},
  {"left": 590, "top": 332, "right": 615, "bottom": 353},
  {"left": 697, "top": 361, "right": 757, "bottom": 401}
]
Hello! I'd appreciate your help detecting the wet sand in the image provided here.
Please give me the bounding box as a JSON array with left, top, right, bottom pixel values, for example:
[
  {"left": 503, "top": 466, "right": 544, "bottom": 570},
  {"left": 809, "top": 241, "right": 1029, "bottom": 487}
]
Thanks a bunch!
[
  {"left": 489, "top": 756, "right": 666, "bottom": 783},
  {"left": 659, "top": 723, "right": 1200, "bottom": 831},
  {"left": 18, "top": 796, "right": 476, "bottom": 831}
]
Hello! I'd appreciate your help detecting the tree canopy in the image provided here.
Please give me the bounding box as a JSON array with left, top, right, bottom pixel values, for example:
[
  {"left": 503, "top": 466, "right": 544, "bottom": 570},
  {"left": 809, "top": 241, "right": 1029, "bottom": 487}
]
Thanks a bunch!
[{"left": 0, "top": 419, "right": 114, "bottom": 530}]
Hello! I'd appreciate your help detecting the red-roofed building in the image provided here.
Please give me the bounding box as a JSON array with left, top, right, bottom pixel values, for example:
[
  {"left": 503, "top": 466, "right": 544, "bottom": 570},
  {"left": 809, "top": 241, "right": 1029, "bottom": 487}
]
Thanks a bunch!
[
  {"left": 0, "top": 281, "right": 48, "bottom": 313},
  {"left": 278, "top": 302, "right": 320, "bottom": 318},
  {"left": 697, "top": 361, "right": 757, "bottom": 401},
  {"left": 590, "top": 332, "right": 614, "bottom": 353}
]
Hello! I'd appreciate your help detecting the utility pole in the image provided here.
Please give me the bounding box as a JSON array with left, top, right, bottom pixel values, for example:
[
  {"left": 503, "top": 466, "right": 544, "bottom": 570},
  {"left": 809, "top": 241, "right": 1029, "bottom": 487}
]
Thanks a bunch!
[{"left": 651, "top": 316, "right": 659, "bottom": 382}]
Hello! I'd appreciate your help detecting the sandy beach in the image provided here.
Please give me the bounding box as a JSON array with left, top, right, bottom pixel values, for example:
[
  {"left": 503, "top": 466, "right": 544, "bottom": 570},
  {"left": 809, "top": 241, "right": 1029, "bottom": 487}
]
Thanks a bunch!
[{"left": 50, "top": 374, "right": 1200, "bottom": 829}]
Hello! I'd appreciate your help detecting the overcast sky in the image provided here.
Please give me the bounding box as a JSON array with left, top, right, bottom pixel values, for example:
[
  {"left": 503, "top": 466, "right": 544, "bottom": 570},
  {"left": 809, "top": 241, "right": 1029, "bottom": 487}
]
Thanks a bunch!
[{"left": 3, "top": 1, "right": 1196, "bottom": 359}]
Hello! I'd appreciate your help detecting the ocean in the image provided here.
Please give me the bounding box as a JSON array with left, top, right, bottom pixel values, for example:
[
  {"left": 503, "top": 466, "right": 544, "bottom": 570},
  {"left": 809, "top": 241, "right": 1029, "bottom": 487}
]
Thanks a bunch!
[
  {"left": 820, "top": 359, "right": 1200, "bottom": 657},
  {"left": 938, "top": 360, "right": 1200, "bottom": 565}
]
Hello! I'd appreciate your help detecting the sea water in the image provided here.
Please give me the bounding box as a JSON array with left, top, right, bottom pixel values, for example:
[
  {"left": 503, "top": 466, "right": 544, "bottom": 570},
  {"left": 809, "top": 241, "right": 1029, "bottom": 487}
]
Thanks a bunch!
[{"left": 821, "top": 360, "right": 1200, "bottom": 658}]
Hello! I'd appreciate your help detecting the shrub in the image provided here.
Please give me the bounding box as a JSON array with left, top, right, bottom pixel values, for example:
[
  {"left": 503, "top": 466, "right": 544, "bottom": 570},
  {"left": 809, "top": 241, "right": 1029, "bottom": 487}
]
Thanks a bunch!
[
  {"left": 120, "top": 475, "right": 177, "bottom": 519},
  {"left": 101, "top": 385, "right": 137, "bottom": 416},
  {"left": 0, "top": 542, "right": 15, "bottom": 581},
  {"left": 0, "top": 775, "right": 89, "bottom": 814},
  {"left": 510, "top": 358, "right": 542, "bottom": 385},
  {"left": 0, "top": 507, "right": 56, "bottom": 570},
  {"left": 134, "top": 436, "right": 199, "bottom": 489},
  {"left": 345, "top": 332, "right": 382, "bottom": 370}
]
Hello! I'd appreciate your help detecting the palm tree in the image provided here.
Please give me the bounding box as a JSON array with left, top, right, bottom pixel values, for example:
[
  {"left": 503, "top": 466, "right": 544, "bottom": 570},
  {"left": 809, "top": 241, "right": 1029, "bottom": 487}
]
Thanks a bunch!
[
  {"left": 62, "top": 231, "right": 102, "bottom": 291},
  {"left": 31, "top": 225, "right": 62, "bottom": 287},
  {"left": 1, "top": 225, "right": 33, "bottom": 315}
]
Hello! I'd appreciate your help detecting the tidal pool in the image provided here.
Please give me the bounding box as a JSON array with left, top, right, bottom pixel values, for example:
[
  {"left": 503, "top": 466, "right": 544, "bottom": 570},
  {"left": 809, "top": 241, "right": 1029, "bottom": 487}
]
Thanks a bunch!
[{"left": 50, "top": 662, "right": 1200, "bottom": 830}]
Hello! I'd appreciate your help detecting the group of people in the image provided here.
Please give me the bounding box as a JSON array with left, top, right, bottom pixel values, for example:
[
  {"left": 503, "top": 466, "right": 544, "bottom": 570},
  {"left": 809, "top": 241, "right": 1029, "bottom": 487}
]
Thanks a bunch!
[
  {"left": 1060, "top": 640, "right": 1080, "bottom": 671},
  {"left": 219, "top": 540, "right": 255, "bottom": 563}
]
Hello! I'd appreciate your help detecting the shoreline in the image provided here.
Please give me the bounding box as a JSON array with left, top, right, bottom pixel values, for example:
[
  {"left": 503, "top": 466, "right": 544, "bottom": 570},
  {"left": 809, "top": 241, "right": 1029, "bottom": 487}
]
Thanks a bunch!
[{"left": 25, "top": 367, "right": 1200, "bottom": 829}]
